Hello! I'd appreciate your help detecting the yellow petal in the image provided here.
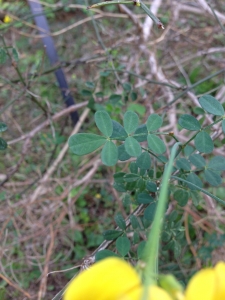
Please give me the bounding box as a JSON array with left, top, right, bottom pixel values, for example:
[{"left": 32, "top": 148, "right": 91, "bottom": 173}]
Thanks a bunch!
[
  {"left": 214, "top": 262, "right": 225, "bottom": 299},
  {"left": 119, "top": 285, "right": 173, "bottom": 300},
  {"left": 148, "top": 285, "right": 173, "bottom": 300},
  {"left": 63, "top": 258, "right": 142, "bottom": 300},
  {"left": 185, "top": 269, "right": 216, "bottom": 300}
]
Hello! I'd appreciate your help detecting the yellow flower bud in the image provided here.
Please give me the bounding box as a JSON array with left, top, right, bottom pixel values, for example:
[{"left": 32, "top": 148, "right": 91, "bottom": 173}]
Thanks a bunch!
[{"left": 3, "top": 15, "right": 12, "bottom": 23}]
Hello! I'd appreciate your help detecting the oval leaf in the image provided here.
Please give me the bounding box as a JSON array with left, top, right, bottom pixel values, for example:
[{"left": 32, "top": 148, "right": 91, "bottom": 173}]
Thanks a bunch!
[
  {"left": 109, "top": 94, "right": 122, "bottom": 104},
  {"left": 184, "top": 145, "right": 194, "bottom": 156},
  {"left": 174, "top": 189, "right": 189, "bottom": 207},
  {"left": 176, "top": 158, "right": 191, "bottom": 171},
  {"left": 134, "top": 125, "right": 148, "bottom": 142},
  {"left": 12, "top": 48, "right": 19, "bottom": 61},
  {"left": 123, "top": 111, "right": 139, "bottom": 134},
  {"left": 146, "top": 181, "right": 157, "bottom": 192},
  {"left": 117, "top": 144, "right": 131, "bottom": 161},
  {"left": 114, "top": 213, "right": 126, "bottom": 230},
  {"left": 147, "top": 134, "right": 166, "bottom": 154},
  {"left": 189, "top": 154, "right": 206, "bottom": 168},
  {"left": 136, "top": 152, "right": 151, "bottom": 170},
  {"left": 123, "top": 173, "right": 140, "bottom": 182},
  {"left": 144, "top": 202, "right": 156, "bottom": 221},
  {"left": 178, "top": 114, "right": 201, "bottom": 131},
  {"left": 137, "top": 241, "right": 146, "bottom": 259},
  {"left": 222, "top": 119, "right": 225, "bottom": 134},
  {"left": 147, "top": 114, "right": 163, "bottom": 131},
  {"left": 101, "top": 141, "right": 118, "bottom": 166},
  {"left": 110, "top": 120, "right": 128, "bottom": 141},
  {"left": 95, "top": 111, "right": 113, "bottom": 137},
  {"left": 198, "top": 95, "right": 224, "bottom": 116},
  {"left": 208, "top": 156, "right": 225, "bottom": 171},
  {"left": 124, "top": 136, "right": 142, "bottom": 157},
  {"left": 113, "top": 172, "right": 126, "bottom": 183},
  {"left": 194, "top": 131, "right": 214, "bottom": 154},
  {"left": 103, "top": 230, "right": 123, "bottom": 240},
  {"left": 130, "top": 215, "right": 139, "bottom": 229},
  {"left": 136, "top": 178, "right": 145, "bottom": 190},
  {"left": 130, "top": 161, "right": 138, "bottom": 174},
  {"left": 0, "top": 122, "right": 7, "bottom": 133},
  {"left": 113, "top": 182, "right": 127, "bottom": 193},
  {"left": 137, "top": 193, "right": 154, "bottom": 204},
  {"left": 116, "top": 236, "right": 131, "bottom": 256},
  {"left": 174, "top": 241, "right": 181, "bottom": 259},
  {"left": 204, "top": 169, "right": 222, "bottom": 187},
  {"left": 186, "top": 173, "right": 203, "bottom": 190},
  {"left": 0, "top": 137, "right": 7, "bottom": 150},
  {"left": 69, "top": 133, "right": 106, "bottom": 155},
  {"left": 95, "top": 250, "right": 120, "bottom": 262},
  {"left": 0, "top": 48, "right": 7, "bottom": 64}
]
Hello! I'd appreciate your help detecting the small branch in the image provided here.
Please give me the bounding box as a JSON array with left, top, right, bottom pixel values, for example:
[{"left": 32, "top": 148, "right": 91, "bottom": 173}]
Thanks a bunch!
[
  {"left": 8, "top": 102, "right": 88, "bottom": 145},
  {"left": 0, "top": 273, "right": 32, "bottom": 299},
  {"left": 37, "top": 225, "right": 55, "bottom": 300},
  {"left": 29, "top": 108, "right": 90, "bottom": 203}
]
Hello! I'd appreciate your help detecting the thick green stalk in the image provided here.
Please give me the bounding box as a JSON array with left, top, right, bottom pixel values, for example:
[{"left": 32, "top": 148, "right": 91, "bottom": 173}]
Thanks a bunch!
[{"left": 141, "top": 142, "right": 181, "bottom": 299}]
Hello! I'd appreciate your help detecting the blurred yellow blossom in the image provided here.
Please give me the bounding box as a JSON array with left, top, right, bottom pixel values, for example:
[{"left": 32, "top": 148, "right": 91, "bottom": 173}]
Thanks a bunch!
[
  {"left": 185, "top": 261, "right": 225, "bottom": 300},
  {"left": 63, "top": 257, "right": 172, "bottom": 300},
  {"left": 3, "top": 15, "right": 12, "bottom": 23},
  {"left": 63, "top": 258, "right": 225, "bottom": 300}
]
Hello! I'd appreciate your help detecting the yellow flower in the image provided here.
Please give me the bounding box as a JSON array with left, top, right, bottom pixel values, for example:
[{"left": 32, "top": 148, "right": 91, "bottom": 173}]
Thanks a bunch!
[
  {"left": 3, "top": 15, "right": 12, "bottom": 23},
  {"left": 63, "top": 257, "right": 172, "bottom": 300},
  {"left": 185, "top": 262, "right": 225, "bottom": 300},
  {"left": 63, "top": 257, "right": 225, "bottom": 300}
]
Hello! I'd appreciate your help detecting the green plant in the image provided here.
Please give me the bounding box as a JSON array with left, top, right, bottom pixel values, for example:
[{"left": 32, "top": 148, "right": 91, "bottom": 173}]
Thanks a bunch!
[{"left": 68, "top": 94, "right": 225, "bottom": 279}]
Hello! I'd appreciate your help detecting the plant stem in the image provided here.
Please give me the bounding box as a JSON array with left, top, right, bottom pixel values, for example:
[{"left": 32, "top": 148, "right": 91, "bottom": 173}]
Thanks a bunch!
[
  {"left": 141, "top": 142, "right": 181, "bottom": 298},
  {"left": 171, "top": 175, "right": 225, "bottom": 207},
  {"left": 158, "top": 68, "right": 225, "bottom": 111}
]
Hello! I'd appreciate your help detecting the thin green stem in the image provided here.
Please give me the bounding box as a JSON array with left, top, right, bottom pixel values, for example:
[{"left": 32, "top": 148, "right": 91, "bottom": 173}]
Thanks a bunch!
[
  {"left": 0, "top": 35, "right": 26, "bottom": 86},
  {"left": 88, "top": 1, "right": 123, "bottom": 86},
  {"left": 139, "top": 0, "right": 164, "bottom": 28},
  {"left": 171, "top": 176, "right": 225, "bottom": 207},
  {"left": 103, "top": 69, "right": 179, "bottom": 89},
  {"left": 158, "top": 69, "right": 225, "bottom": 111},
  {"left": 208, "top": 4, "right": 225, "bottom": 35},
  {"left": 0, "top": 91, "right": 25, "bottom": 115},
  {"left": 203, "top": 116, "right": 224, "bottom": 130},
  {"left": 0, "top": 35, "right": 48, "bottom": 115},
  {"left": 141, "top": 147, "right": 166, "bottom": 164},
  {"left": 87, "top": 0, "right": 134, "bottom": 9}
]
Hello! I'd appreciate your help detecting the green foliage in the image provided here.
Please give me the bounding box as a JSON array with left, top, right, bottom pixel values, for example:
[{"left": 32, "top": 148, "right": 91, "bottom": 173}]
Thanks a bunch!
[
  {"left": 69, "top": 94, "right": 225, "bottom": 278},
  {"left": 95, "top": 111, "right": 113, "bottom": 137},
  {"left": 194, "top": 131, "right": 214, "bottom": 153},
  {"left": 2, "top": 3, "right": 225, "bottom": 296},
  {"left": 198, "top": 95, "right": 224, "bottom": 116},
  {"left": 116, "top": 236, "right": 131, "bottom": 256},
  {"left": 178, "top": 114, "right": 201, "bottom": 131},
  {"left": 68, "top": 133, "right": 106, "bottom": 155},
  {"left": 0, "top": 122, "right": 8, "bottom": 150}
]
